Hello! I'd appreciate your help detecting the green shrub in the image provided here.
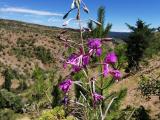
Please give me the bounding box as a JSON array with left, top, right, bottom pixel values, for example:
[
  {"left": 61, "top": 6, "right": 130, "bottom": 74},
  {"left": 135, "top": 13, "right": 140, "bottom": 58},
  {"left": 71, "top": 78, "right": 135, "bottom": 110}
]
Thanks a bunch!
[
  {"left": 0, "top": 109, "right": 17, "bottom": 120},
  {"left": 110, "top": 105, "right": 151, "bottom": 120},
  {"left": 138, "top": 75, "right": 160, "bottom": 99},
  {"left": 2, "top": 69, "right": 14, "bottom": 91},
  {"left": 0, "top": 89, "right": 23, "bottom": 112},
  {"left": 105, "top": 89, "right": 127, "bottom": 120},
  {"left": 2, "top": 68, "right": 24, "bottom": 91},
  {"left": 38, "top": 106, "right": 75, "bottom": 120},
  {"left": 16, "top": 38, "right": 35, "bottom": 47},
  {"left": 115, "top": 43, "right": 128, "bottom": 69},
  {"left": 144, "top": 33, "right": 160, "bottom": 58},
  {"left": 32, "top": 67, "right": 48, "bottom": 100},
  {"left": 23, "top": 68, "right": 55, "bottom": 108},
  {"left": 12, "top": 47, "right": 34, "bottom": 58},
  {"left": 17, "top": 79, "right": 28, "bottom": 91},
  {"left": 12, "top": 38, "right": 35, "bottom": 59},
  {"left": 132, "top": 106, "right": 151, "bottom": 120},
  {"left": 0, "top": 44, "right": 5, "bottom": 52},
  {"left": 51, "top": 76, "right": 62, "bottom": 108},
  {"left": 34, "top": 46, "right": 53, "bottom": 63}
]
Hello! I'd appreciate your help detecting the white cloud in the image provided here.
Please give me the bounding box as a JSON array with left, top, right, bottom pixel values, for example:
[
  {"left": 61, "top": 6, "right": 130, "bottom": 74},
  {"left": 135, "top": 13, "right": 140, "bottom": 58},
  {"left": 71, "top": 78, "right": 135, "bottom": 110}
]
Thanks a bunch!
[
  {"left": 0, "top": 7, "right": 63, "bottom": 16},
  {"left": 48, "top": 17, "right": 62, "bottom": 22}
]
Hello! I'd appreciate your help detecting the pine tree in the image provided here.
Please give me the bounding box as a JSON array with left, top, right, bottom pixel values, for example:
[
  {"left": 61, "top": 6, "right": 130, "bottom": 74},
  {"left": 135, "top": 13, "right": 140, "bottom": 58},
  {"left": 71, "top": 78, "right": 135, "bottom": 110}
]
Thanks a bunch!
[
  {"left": 125, "top": 19, "right": 154, "bottom": 72},
  {"left": 157, "top": 27, "right": 160, "bottom": 32},
  {"left": 87, "top": 6, "right": 112, "bottom": 38}
]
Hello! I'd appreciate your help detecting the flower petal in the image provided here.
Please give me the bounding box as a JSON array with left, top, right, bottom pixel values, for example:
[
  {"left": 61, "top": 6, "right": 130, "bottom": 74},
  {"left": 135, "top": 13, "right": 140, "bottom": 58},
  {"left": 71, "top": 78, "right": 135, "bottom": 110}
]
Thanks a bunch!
[
  {"left": 103, "top": 63, "right": 109, "bottom": 77},
  {"left": 96, "top": 48, "right": 102, "bottom": 56},
  {"left": 105, "top": 52, "right": 117, "bottom": 64}
]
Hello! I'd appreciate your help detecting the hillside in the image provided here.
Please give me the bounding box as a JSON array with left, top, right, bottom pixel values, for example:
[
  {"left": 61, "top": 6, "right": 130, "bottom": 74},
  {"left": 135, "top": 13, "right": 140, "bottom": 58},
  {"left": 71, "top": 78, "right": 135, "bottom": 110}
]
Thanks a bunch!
[
  {"left": 0, "top": 19, "right": 128, "bottom": 87},
  {"left": 0, "top": 19, "right": 159, "bottom": 120},
  {"left": 109, "top": 55, "right": 160, "bottom": 120},
  {"left": 0, "top": 19, "right": 81, "bottom": 87}
]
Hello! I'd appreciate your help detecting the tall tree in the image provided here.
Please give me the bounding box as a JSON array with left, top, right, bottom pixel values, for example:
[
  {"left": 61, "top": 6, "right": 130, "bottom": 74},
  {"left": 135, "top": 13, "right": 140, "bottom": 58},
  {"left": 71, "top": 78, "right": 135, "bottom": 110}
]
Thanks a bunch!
[
  {"left": 87, "top": 6, "right": 112, "bottom": 38},
  {"left": 125, "top": 19, "right": 154, "bottom": 72},
  {"left": 157, "top": 27, "right": 160, "bottom": 32}
]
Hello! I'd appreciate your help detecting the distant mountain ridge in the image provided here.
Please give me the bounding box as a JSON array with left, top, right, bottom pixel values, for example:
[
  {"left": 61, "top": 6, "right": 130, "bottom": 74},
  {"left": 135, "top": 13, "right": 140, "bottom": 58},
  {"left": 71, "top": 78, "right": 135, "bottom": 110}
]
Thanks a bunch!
[
  {"left": 0, "top": 18, "right": 130, "bottom": 38},
  {"left": 108, "top": 32, "right": 130, "bottom": 40}
]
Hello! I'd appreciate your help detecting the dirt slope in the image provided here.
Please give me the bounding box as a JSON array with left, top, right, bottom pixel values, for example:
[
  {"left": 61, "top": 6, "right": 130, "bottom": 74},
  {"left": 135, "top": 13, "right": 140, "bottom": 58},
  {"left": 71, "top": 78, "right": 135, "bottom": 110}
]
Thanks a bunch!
[
  {"left": 109, "top": 56, "right": 160, "bottom": 119},
  {"left": 0, "top": 19, "right": 79, "bottom": 88}
]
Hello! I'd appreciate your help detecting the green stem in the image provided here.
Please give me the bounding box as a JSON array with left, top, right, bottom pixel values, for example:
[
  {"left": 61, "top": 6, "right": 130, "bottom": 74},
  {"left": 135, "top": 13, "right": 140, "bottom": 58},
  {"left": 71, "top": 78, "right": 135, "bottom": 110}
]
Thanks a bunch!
[
  {"left": 78, "top": 15, "right": 85, "bottom": 53},
  {"left": 82, "top": 69, "right": 94, "bottom": 107},
  {"left": 99, "top": 57, "right": 105, "bottom": 110},
  {"left": 127, "top": 108, "right": 136, "bottom": 120}
]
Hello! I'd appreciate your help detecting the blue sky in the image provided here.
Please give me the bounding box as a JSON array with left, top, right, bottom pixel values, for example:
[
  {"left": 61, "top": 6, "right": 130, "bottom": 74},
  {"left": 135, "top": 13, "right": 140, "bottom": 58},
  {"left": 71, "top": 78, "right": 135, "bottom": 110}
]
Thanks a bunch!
[{"left": 0, "top": 0, "right": 160, "bottom": 32}]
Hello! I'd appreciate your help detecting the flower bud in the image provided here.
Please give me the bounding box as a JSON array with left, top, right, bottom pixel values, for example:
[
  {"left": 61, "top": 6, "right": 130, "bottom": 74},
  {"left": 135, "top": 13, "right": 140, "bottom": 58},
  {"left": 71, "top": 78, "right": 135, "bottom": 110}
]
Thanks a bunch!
[
  {"left": 71, "top": 0, "right": 75, "bottom": 9},
  {"left": 83, "top": 5, "right": 89, "bottom": 13}
]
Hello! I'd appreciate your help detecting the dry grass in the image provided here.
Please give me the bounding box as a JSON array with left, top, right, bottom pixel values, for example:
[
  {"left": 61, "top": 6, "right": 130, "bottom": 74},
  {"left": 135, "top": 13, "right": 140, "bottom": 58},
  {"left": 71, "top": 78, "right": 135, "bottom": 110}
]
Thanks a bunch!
[
  {"left": 0, "top": 19, "right": 79, "bottom": 88},
  {"left": 108, "top": 56, "right": 160, "bottom": 119}
]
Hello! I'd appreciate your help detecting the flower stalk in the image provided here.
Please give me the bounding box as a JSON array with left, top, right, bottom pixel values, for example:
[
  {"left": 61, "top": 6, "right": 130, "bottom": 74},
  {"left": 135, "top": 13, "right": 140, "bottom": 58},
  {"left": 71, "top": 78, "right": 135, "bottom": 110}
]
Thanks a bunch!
[{"left": 57, "top": 1, "right": 123, "bottom": 119}]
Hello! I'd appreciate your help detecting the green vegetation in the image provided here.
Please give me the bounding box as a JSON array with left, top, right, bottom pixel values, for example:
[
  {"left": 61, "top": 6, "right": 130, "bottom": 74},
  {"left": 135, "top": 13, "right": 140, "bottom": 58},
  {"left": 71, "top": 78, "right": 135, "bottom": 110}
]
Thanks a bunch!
[
  {"left": 2, "top": 68, "right": 15, "bottom": 91},
  {"left": 138, "top": 75, "right": 160, "bottom": 99},
  {"left": 106, "top": 89, "right": 127, "bottom": 120},
  {"left": 157, "top": 27, "right": 160, "bottom": 32},
  {"left": 113, "top": 105, "right": 151, "bottom": 120},
  {"left": 51, "top": 76, "right": 61, "bottom": 108},
  {"left": 87, "top": 6, "right": 112, "bottom": 38},
  {"left": 126, "top": 19, "right": 155, "bottom": 72},
  {"left": 115, "top": 43, "right": 128, "bottom": 69},
  {"left": 12, "top": 38, "right": 35, "bottom": 58},
  {"left": 0, "top": 44, "right": 5, "bottom": 52},
  {"left": 0, "top": 109, "right": 18, "bottom": 120},
  {"left": 12, "top": 47, "right": 34, "bottom": 58},
  {"left": 13, "top": 39, "right": 53, "bottom": 63},
  {"left": 31, "top": 66, "right": 48, "bottom": 100},
  {"left": 144, "top": 33, "right": 160, "bottom": 58},
  {"left": 16, "top": 37, "right": 35, "bottom": 47},
  {"left": 2, "top": 68, "right": 25, "bottom": 91},
  {"left": 34, "top": 46, "right": 53, "bottom": 64},
  {"left": 38, "top": 106, "right": 75, "bottom": 120},
  {"left": 0, "top": 89, "right": 23, "bottom": 112}
]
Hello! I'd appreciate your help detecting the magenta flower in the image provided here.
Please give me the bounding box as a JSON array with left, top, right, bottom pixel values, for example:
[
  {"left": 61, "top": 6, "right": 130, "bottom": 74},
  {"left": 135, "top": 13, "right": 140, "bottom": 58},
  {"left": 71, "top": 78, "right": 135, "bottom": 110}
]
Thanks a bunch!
[
  {"left": 88, "top": 38, "right": 101, "bottom": 49},
  {"left": 72, "top": 65, "right": 81, "bottom": 72},
  {"left": 93, "top": 92, "right": 104, "bottom": 103},
  {"left": 110, "top": 70, "right": 122, "bottom": 80},
  {"left": 103, "top": 63, "right": 109, "bottom": 77},
  {"left": 88, "top": 38, "right": 102, "bottom": 56},
  {"left": 96, "top": 48, "right": 102, "bottom": 56},
  {"left": 63, "top": 63, "right": 67, "bottom": 69},
  {"left": 64, "top": 52, "right": 90, "bottom": 72},
  {"left": 82, "top": 54, "right": 90, "bottom": 66},
  {"left": 104, "top": 52, "right": 117, "bottom": 64},
  {"left": 66, "top": 53, "right": 80, "bottom": 66},
  {"left": 59, "top": 79, "right": 73, "bottom": 93}
]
